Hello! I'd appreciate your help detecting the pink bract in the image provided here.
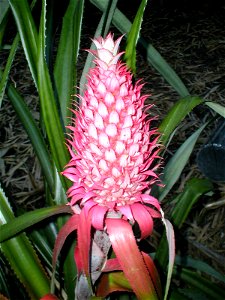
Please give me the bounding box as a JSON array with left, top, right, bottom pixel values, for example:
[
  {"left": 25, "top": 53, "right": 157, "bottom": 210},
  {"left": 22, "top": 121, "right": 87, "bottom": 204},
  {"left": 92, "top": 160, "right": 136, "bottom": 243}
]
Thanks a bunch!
[{"left": 59, "top": 33, "right": 163, "bottom": 299}]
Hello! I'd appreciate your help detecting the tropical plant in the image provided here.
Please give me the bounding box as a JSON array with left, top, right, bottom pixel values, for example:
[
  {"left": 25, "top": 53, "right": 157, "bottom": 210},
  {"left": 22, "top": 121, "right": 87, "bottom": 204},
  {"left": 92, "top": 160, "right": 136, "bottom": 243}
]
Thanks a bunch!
[{"left": 1, "top": 0, "right": 225, "bottom": 299}]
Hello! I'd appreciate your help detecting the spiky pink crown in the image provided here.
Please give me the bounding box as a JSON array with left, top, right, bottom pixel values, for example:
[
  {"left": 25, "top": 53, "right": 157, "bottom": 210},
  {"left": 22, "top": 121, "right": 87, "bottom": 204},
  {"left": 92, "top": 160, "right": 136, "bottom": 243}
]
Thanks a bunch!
[{"left": 62, "top": 33, "right": 161, "bottom": 228}]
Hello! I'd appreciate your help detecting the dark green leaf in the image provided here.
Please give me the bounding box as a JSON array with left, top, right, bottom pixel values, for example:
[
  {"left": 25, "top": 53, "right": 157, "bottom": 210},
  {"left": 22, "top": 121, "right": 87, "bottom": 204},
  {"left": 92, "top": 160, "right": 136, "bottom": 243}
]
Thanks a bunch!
[
  {"left": 159, "top": 96, "right": 204, "bottom": 145},
  {"left": 124, "top": 0, "right": 148, "bottom": 74}
]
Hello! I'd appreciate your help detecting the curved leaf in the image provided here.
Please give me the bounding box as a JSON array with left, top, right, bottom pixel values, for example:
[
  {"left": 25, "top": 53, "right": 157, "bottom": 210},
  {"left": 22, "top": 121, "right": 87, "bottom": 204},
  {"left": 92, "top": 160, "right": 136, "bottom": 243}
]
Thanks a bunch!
[
  {"left": 159, "top": 96, "right": 204, "bottom": 145},
  {"left": 205, "top": 101, "right": 225, "bottom": 118},
  {"left": 158, "top": 123, "right": 207, "bottom": 201},
  {"left": 8, "top": 0, "right": 38, "bottom": 85},
  {"left": 54, "top": 0, "right": 84, "bottom": 126},
  {"left": 124, "top": 0, "right": 148, "bottom": 74},
  {"left": 37, "top": 0, "right": 70, "bottom": 190},
  {"left": 2, "top": 72, "right": 54, "bottom": 192},
  {"left": 171, "top": 178, "right": 213, "bottom": 228},
  {"left": 106, "top": 218, "right": 158, "bottom": 300},
  {"left": 0, "top": 205, "right": 72, "bottom": 242},
  {"left": 0, "top": 183, "right": 50, "bottom": 298}
]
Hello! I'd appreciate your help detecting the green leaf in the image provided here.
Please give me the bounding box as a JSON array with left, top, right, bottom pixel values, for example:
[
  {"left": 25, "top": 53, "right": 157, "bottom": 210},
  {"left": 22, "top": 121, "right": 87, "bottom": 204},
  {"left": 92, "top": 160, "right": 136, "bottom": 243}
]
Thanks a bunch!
[
  {"left": 0, "top": 0, "right": 9, "bottom": 24},
  {"left": 160, "top": 216, "right": 175, "bottom": 300},
  {"left": 173, "top": 267, "right": 225, "bottom": 300},
  {"left": 37, "top": 0, "right": 70, "bottom": 190},
  {"left": 175, "top": 255, "right": 225, "bottom": 284},
  {"left": 8, "top": 0, "right": 38, "bottom": 85},
  {"left": 205, "top": 101, "right": 225, "bottom": 118},
  {"left": 102, "top": 0, "right": 118, "bottom": 37},
  {"left": 1, "top": 71, "right": 55, "bottom": 192},
  {"left": 0, "top": 0, "right": 9, "bottom": 47},
  {"left": 54, "top": 0, "right": 84, "bottom": 126},
  {"left": 158, "top": 123, "right": 208, "bottom": 201},
  {"left": 124, "top": 0, "right": 148, "bottom": 74},
  {"left": 0, "top": 183, "right": 50, "bottom": 299},
  {"left": 96, "top": 271, "right": 132, "bottom": 297},
  {"left": 171, "top": 178, "right": 213, "bottom": 228},
  {"left": 0, "top": 34, "right": 20, "bottom": 107},
  {"left": 91, "top": 0, "right": 189, "bottom": 97},
  {"left": 159, "top": 96, "right": 204, "bottom": 145},
  {"left": 0, "top": 205, "right": 72, "bottom": 243}
]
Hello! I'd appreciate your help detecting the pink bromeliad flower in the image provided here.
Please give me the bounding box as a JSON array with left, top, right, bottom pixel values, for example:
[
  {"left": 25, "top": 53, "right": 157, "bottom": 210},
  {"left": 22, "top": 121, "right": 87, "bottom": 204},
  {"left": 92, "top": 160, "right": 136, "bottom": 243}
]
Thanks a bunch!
[{"left": 52, "top": 33, "right": 163, "bottom": 300}]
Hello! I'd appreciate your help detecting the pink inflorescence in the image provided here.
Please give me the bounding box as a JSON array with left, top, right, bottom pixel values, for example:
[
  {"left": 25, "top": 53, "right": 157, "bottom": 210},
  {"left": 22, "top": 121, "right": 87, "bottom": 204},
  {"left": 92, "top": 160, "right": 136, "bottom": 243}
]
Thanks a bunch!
[{"left": 62, "top": 33, "right": 162, "bottom": 232}]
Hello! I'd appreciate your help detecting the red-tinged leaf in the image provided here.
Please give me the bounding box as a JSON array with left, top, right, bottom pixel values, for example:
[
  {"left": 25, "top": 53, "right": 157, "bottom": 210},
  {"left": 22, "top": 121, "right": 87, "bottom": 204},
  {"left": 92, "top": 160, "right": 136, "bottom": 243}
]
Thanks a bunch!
[
  {"left": 106, "top": 218, "right": 158, "bottom": 300},
  {"left": 74, "top": 246, "right": 83, "bottom": 274},
  {"left": 91, "top": 205, "right": 108, "bottom": 230},
  {"left": 142, "top": 252, "right": 162, "bottom": 299},
  {"left": 102, "top": 258, "right": 121, "bottom": 272},
  {"left": 141, "top": 194, "right": 161, "bottom": 210},
  {"left": 40, "top": 294, "right": 59, "bottom": 300},
  {"left": 52, "top": 214, "right": 79, "bottom": 268},
  {"left": 51, "top": 214, "right": 79, "bottom": 293},
  {"left": 161, "top": 211, "right": 175, "bottom": 300},
  {"left": 131, "top": 203, "right": 153, "bottom": 239},
  {"left": 96, "top": 271, "right": 133, "bottom": 297},
  {"left": 77, "top": 206, "right": 93, "bottom": 277}
]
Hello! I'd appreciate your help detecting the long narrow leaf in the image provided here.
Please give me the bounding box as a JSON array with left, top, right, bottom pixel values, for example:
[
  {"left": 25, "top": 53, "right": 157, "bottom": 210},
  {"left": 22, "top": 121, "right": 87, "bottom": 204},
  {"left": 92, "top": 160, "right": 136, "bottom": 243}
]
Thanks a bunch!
[
  {"left": 8, "top": 0, "right": 38, "bottom": 85},
  {"left": 106, "top": 218, "right": 158, "bottom": 300},
  {"left": 0, "top": 34, "right": 19, "bottom": 107},
  {"left": 2, "top": 71, "right": 55, "bottom": 192},
  {"left": 54, "top": 0, "right": 84, "bottom": 125},
  {"left": 0, "top": 184, "right": 50, "bottom": 299},
  {"left": 124, "top": 0, "right": 148, "bottom": 74},
  {"left": 159, "top": 96, "right": 203, "bottom": 145},
  {"left": 37, "top": 0, "right": 70, "bottom": 190},
  {"left": 171, "top": 178, "right": 213, "bottom": 228},
  {"left": 205, "top": 101, "right": 225, "bottom": 117},
  {"left": 158, "top": 123, "right": 207, "bottom": 201},
  {"left": 91, "top": 0, "right": 190, "bottom": 97},
  {"left": 160, "top": 213, "right": 175, "bottom": 300},
  {"left": 0, "top": 205, "right": 72, "bottom": 242},
  {"left": 173, "top": 267, "right": 225, "bottom": 299}
]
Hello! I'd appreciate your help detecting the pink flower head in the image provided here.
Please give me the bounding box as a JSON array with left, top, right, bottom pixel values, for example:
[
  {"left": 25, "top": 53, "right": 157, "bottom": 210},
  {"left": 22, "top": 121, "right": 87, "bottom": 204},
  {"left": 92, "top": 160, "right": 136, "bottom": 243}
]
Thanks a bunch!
[
  {"left": 59, "top": 33, "right": 162, "bottom": 298},
  {"left": 63, "top": 33, "right": 161, "bottom": 220}
]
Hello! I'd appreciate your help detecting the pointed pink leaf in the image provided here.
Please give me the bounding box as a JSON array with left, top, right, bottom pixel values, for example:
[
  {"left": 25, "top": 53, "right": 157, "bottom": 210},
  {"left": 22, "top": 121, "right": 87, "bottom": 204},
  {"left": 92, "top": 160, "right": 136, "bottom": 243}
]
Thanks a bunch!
[
  {"left": 91, "top": 205, "right": 108, "bottom": 230},
  {"left": 145, "top": 206, "right": 161, "bottom": 218},
  {"left": 106, "top": 218, "right": 158, "bottom": 300},
  {"left": 77, "top": 206, "right": 93, "bottom": 277},
  {"left": 53, "top": 214, "right": 79, "bottom": 268},
  {"left": 74, "top": 246, "right": 83, "bottom": 275},
  {"left": 118, "top": 205, "right": 134, "bottom": 221},
  {"left": 131, "top": 203, "right": 153, "bottom": 239},
  {"left": 102, "top": 258, "right": 121, "bottom": 272},
  {"left": 141, "top": 194, "right": 161, "bottom": 210}
]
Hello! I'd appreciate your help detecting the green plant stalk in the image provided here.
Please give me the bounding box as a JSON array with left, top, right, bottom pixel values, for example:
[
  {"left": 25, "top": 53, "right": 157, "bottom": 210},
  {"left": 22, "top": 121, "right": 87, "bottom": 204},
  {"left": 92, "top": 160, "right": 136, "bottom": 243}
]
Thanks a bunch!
[{"left": 0, "top": 184, "right": 50, "bottom": 299}]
